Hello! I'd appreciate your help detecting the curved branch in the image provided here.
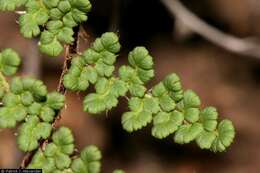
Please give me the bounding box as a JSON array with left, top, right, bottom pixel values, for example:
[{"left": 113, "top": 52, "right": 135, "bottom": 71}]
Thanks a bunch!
[{"left": 161, "top": 0, "right": 260, "bottom": 59}]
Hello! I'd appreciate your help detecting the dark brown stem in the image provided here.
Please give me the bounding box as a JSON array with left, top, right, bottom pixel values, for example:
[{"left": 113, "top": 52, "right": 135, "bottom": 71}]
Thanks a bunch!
[{"left": 20, "top": 26, "right": 80, "bottom": 168}]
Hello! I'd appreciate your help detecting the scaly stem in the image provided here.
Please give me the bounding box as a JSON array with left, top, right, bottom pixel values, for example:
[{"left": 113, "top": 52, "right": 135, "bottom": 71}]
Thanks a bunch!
[{"left": 20, "top": 26, "right": 80, "bottom": 168}]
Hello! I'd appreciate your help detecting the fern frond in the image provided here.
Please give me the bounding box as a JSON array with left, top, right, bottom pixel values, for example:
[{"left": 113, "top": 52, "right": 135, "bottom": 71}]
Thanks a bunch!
[
  {"left": 0, "top": 50, "right": 65, "bottom": 152},
  {"left": 28, "top": 126, "right": 123, "bottom": 173},
  {"left": 0, "top": 0, "right": 92, "bottom": 56},
  {"left": 63, "top": 32, "right": 235, "bottom": 152}
]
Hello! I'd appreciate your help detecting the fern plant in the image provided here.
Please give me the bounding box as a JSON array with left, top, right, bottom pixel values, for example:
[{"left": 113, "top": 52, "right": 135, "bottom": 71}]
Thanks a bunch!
[
  {"left": 28, "top": 126, "right": 124, "bottom": 173},
  {"left": 0, "top": 0, "right": 235, "bottom": 172},
  {"left": 0, "top": 48, "right": 124, "bottom": 173},
  {"left": 0, "top": 49, "right": 65, "bottom": 152},
  {"left": 63, "top": 32, "right": 235, "bottom": 152}
]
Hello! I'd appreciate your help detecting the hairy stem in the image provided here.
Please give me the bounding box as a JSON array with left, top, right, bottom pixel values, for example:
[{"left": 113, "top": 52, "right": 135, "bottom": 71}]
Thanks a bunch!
[{"left": 19, "top": 26, "right": 80, "bottom": 168}]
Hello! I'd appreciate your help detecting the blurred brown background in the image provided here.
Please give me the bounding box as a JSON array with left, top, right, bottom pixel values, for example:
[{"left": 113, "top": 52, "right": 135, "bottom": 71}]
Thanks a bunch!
[{"left": 1, "top": 0, "right": 260, "bottom": 172}]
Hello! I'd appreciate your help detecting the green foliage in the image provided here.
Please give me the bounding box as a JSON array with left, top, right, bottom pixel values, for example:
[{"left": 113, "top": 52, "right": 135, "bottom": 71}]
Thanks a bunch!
[
  {"left": 210, "top": 120, "right": 235, "bottom": 152},
  {"left": 0, "top": 0, "right": 237, "bottom": 170},
  {"left": 0, "top": 76, "right": 65, "bottom": 151},
  {"left": 152, "top": 111, "right": 184, "bottom": 139},
  {"left": 0, "top": 49, "right": 125, "bottom": 172},
  {"left": 17, "top": 116, "right": 52, "bottom": 152},
  {"left": 0, "top": 48, "right": 21, "bottom": 76},
  {"left": 64, "top": 32, "right": 235, "bottom": 152},
  {"left": 71, "top": 145, "right": 102, "bottom": 173},
  {"left": 63, "top": 32, "right": 120, "bottom": 91},
  {"left": 122, "top": 96, "right": 159, "bottom": 132},
  {"left": 64, "top": 32, "right": 127, "bottom": 113},
  {"left": 44, "top": 127, "right": 74, "bottom": 169},
  {"left": 0, "top": 49, "right": 65, "bottom": 152},
  {"left": 28, "top": 126, "right": 123, "bottom": 173},
  {"left": 0, "top": 0, "right": 92, "bottom": 56},
  {"left": 28, "top": 150, "right": 57, "bottom": 173},
  {"left": 0, "top": 77, "right": 65, "bottom": 131},
  {"left": 28, "top": 127, "right": 75, "bottom": 172}
]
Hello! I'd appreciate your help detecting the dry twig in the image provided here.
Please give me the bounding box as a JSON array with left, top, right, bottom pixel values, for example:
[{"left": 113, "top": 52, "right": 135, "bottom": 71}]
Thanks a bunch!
[{"left": 161, "top": 0, "right": 260, "bottom": 59}]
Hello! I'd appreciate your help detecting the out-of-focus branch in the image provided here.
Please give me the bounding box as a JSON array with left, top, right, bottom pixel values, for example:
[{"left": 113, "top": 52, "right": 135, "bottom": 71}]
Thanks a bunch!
[
  {"left": 23, "top": 40, "right": 41, "bottom": 78},
  {"left": 161, "top": 0, "right": 260, "bottom": 59}
]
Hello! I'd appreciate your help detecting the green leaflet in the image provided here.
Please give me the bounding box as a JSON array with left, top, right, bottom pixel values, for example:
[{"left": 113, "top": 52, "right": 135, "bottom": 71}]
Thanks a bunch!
[
  {"left": 152, "top": 82, "right": 177, "bottom": 112},
  {"left": 122, "top": 97, "right": 159, "bottom": 132},
  {"left": 64, "top": 33, "right": 120, "bottom": 92},
  {"left": 128, "top": 47, "right": 153, "bottom": 70},
  {"left": 83, "top": 78, "right": 127, "bottom": 114},
  {"left": 199, "top": 107, "right": 218, "bottom": 131},
  {"left": 63, "top": 57, "right": 98, "bottom": 91},
  {"left": 196, "top": 130, "right": 216, "bottom": 149},
  {"left": 210, "top": 120, "right": 235, "bottom": 152},
  {"left": 151, "top": 74, "right": 183, "bottom": 112},
  {"left": 122, "top": 111, "right": 152, "bottom": 133},
  {"left": 44, "top": 127, "right": 75, "bottom": 169},
  {"left": 28, "top": 127, "right": 75, "bottom": 172},
  {"left": 152, "top": 111, "right": 184, "bottom": 139},
  {"left": 119, "top": 66, "right": 142, "bottom": 84},
  {"left": 118, "top": 47, "right": 154, "bottom": 97},
  {"left": 0, "top": 103, "right": 27, "bottom": 128},
  {"left": 119, "top": 47, "right": 154, "bottom": 85},
  {"left": 52, "top": 127, "right": 74, "bottom": 151},
  {"left": 46, "top": 92, "right": 65, "bottom": 110},
  {"left": 71, "top": 145, "right": 102, "bottom": 173},
  {"left": 182, "top": 90, "right": 201, "bottom": 108},
  {"left": 19, "top": 10, "right": 48, "bottom": 38},
  {"left": 17, "top": 116, "right": 52, "bottom": 152},
  {"left": 0, "top": 49, "right": 21, "bottom": 76},
  {"left": 158, "top": 95, "right": 176, "bottom": 112},
  {"left": 177, "top": 90, "right": 201, "bottom": 123},
  {"left": 163, "top": 73, "right": 182, "bottom": 92},
  {"left": 0, "top": 0, "right": 92, "bottom": 56},
  {"left": 10, "top": 77, "right": 48, "bottom": 100},
  {"left": 39, "top": 36, "right": 64, "bottom": 57},
  {"left": 128, "top": 84, "right": 147, "bottom": 98},
  {"left": 174, "top": 123, "right": 203, "bottom": 144},
  {"left": 119, "top": 65, "right": 146, "bottom": 97},
  {"left": 118, "top": 47, "right": 155, "bottom": 98},
  {"left": 39, "top": 106, "right": 55, "bottom": 122},
  {"left": 39, "top": 21, "right": 74, "bottom": 56},
  {"left": 28, "top": 150, "right": 56, "bottom": 173},
  {"left": 0, "top": 93, "right": 27, "bottom": 128},
  {"left": 162, "top": 73, "right": 183, "bottom": 102}
]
